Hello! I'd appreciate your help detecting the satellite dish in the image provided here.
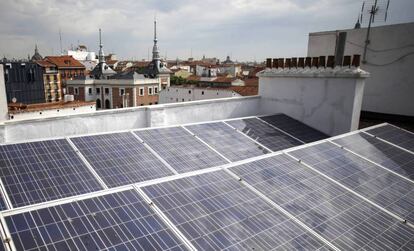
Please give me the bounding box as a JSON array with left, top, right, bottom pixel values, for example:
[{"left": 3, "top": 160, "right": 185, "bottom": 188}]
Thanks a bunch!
[{"left": 12, "top": 97, "right": 17, "bottom": 103}]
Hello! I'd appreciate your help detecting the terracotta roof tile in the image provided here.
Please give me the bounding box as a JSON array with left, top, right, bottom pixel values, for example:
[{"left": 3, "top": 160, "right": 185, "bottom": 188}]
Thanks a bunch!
[{"left": 44, "top": 56, "right": 85, "bottom": 69}]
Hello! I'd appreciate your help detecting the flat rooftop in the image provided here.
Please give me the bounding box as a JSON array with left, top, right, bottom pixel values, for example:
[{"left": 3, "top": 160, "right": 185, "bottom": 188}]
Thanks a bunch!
[{"left": 0, "top": 113, "right": 413, "bottom": 250}]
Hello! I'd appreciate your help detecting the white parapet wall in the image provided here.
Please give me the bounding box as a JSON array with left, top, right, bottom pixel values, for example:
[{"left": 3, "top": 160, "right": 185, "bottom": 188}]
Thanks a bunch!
[
  {"left": 0, "top": 96, "right": 260, "bottom": 143},
  {"left": 258, "top": 64, "right": 369, "bottom": 136}
]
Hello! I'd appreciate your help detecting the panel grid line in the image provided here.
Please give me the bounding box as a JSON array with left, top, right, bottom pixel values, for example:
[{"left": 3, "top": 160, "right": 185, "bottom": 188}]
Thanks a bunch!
[
  {"left": 222, "top": 121, "right": 274, "bottom": 153},
  {"left": 362, "top": 131, "right": 414, "bottom": 155},
  {"left": 180, "top": 126, "right": 232, "bottom": 163},
  {"left": 328, "top": 140, "right": 414, "bottom": 185},
  {"left": 284, "top": 152, "right": 411, "bottom": 226},
  {"left": 0, "top": 215, "right": 13, "bottom": 251},
  {"left": 66, "top": 138, "right": 109, "bottom": 190},
  {"left": 256, "top": 117, "right": 306, "bottom": 144},
  {"left": 223, "top": 169, "right": 340, "bottom": 251},
  {"left": 134, "top": 186, "right": 197, "bottom": 251},
  {"left": 129, "top": 132, "right": 179, "bottom": 175},
  {"left": 0, "top": 178, "right": 13, "bottom": 211}
]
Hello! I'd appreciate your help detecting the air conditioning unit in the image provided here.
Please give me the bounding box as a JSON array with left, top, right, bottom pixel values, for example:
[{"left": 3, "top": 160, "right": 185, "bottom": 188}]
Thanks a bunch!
[{"left": 64, "top": 95, "right": 74, "bottom": 102}]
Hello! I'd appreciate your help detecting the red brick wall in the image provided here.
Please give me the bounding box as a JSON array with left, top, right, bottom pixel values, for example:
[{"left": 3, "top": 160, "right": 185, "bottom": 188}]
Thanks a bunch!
[
  {"left": 135, "top": 86, "right": 159, "bottom": 106},
  {"left": 111, "top": 87, "right": 134, "bottom": 108}
]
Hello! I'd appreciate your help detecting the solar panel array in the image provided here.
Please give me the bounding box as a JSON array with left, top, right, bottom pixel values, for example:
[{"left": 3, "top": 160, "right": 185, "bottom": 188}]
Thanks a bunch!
[
  {"left": 0, "top": 139, "right": 103, "bottom": 208},
  {"left": 0, "top": 118, "right": 413, "bottom": 251},
  {"left": 70, "top": 132, "right": 175, "bottom": 187},
  {"left": 134, "top": 127, "right": 228, "bottom": 173}
]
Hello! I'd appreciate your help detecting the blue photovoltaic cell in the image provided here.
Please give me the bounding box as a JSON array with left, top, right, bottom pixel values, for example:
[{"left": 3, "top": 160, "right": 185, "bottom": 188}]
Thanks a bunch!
[
  {"left": 185, "top": 122, "right": 269, "bottom": 161},
  {"left": 333, "top": 133, "right": 414, "bottom": 180},
  {"left": 366, "top": 124, "right": 414, "bottom": 152},
  {"left": 0, "top": 193, "right": 7, "bottom": 211},
  {"left": 134, "top": 127, "right": 228, "bottom": 173},
  {"left": 142, "top": 171, "right": 328, "bottom": 250},
  {"left": 0, "top": 139, "right": 102, "bottom": 208},
  {"left": 226, "top": 118, "right": 302, "bottom": 151},
  {"left": 230, "top": 154, "right": 414, "bottom": 250},
  {"left": 290, "top": 142, "right": 414, "bottom": 222},
  {"left": 5, "top": 189, "right": 187, "bottom": 251},
  {"left": 71, "top": 132, "right": 175, "bottom": 187},
  {"left": 259, "top": 114, "right": 328, "bottom": 143}
]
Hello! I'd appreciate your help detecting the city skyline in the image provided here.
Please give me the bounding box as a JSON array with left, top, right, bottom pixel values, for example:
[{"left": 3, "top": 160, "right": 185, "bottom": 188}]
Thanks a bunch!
[{"left": 1, "top": 0, "right": 414, "bottom": 61}]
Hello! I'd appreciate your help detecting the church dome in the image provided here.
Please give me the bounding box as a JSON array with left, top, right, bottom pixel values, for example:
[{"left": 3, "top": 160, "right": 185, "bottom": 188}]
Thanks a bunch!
[{"left": 31, "top": 44, "right": 43, "bottom": 61}]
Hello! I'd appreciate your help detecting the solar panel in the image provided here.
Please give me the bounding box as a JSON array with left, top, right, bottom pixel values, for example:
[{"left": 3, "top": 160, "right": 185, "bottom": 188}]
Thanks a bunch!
[
  {"left": 0, "top": 139, "right": 103, "bottom": 208},
  {"left": 226, "top": 118, "right": 302, "bottom": 151},
  {"left": 4, "top": 189, "right": 187, "bottom": 251},
  {"left": 290, "top": 142, "right": 414, "bottom": 222},
  {"left": 230, "top": 154, "right": 414, "bottom": 250},
  {"left": 71, "top": 132, "right": 175, "bottom": 188},
  {"left": 0, "top": 192, "right": 7, "bottom": 211},
  {"left": 366, "top": 124, "right": 414, "bottom": 152},
  {"left": 142, "top": 170, "right": 329, "bottom": 250},
  {"left": 259, "top": 114, "right": 328, "bottom": 143},
  {"left": 134, "top": 127, "right": 228, "bottom": 173},
  {"left": 333, "top": 133, "right": 414, "bottom": 180},
  {"left": 184, "top": 122, "right": 269, "bottom": 161}
]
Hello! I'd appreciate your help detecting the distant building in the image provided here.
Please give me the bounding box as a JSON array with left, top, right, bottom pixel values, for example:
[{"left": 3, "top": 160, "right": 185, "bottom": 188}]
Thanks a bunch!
[
  {"left": 67, "top": 21, "right": 171, "bottom": 109},
  {"left": 30, "top": 44, "right": 43, "bottom": 61},
  {"left": 159, "top": 86, "right": 241, "bottom": 104},
  {"left": 36, "top": 60, "right": 63, "bottom": 102},
  {"left": 1, "top": 61, "right": 45, "bottom": 104},
  {"left": 43, "top": 55, "right": 86, "bottom": 92},
  {"left": 67, "top": 45, "right": 98, "bottom": 73}
]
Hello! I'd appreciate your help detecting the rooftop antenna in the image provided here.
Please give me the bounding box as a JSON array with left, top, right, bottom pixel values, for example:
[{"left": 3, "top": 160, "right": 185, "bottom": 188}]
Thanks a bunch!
[
  {"left": 362, "top": 0, "right": 390, "bottom": 62},
  {"left": 59, "top": 28, "right": 63, "bottom": 55}
]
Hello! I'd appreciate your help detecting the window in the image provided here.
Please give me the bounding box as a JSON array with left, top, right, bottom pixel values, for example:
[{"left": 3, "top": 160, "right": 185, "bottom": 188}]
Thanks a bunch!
[
  {"left": 140, "top": 104, "right": 144, "bottom": 106},
  {"left": 74, "top": 87, "right": 79, "bottom": 95},
  {"left": 202, "top": 91, "right": 204, "bottom": 95},
  {"left": 96, "top": 88, "right": 100, "bottom": 94},
  {"left": 119, "top": 88, "right": 125, "bottom": 96},
  {"left": 155, "top": 102, "right": 158, "bottom": 104},
  {"left": 154, "top": 86, "right": 158, "bottom": 94},
  {"left": 188, "top": 90, "right": 191, "bottom": 94},
  {"left": 182, "top": 98, "right": 184, "bottom": 102},
  {"left": 139, "top": 87, "right": 144, "bottom": 96},
  {"left": 149, "top": 102, "right": 152, "bottom": 105},
  {"left": 105, "top": 88, "right": 109, "bottom": 95},
  {"left": 88, "top": 88, "right": 92, "bottom": 95},
  {"left": 148, "top": 87, "right": 153, "bottom": 95}
]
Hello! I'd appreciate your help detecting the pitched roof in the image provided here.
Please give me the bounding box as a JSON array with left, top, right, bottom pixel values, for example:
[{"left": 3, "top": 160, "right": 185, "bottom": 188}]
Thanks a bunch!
[
  {"left": 44, "top": 56, "right": 85, "bottom": 69},
  {"left": 36, "top": 60, "right": 55, "bottom": 68}
]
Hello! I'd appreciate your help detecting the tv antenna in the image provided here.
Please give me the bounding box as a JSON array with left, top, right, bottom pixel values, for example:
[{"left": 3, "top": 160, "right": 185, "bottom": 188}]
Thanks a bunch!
[{"left": 362, "top": 0, "right": 391, "bottom": 62}]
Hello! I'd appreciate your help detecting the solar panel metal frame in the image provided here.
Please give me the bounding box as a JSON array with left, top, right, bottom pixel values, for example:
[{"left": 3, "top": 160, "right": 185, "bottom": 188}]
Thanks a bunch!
[
  {"left": 69, "top": 132, "right": 178, "bottom": 188},
  {"left": 225, "top": 117, "right": 303, "bottom": 151},
  {"left": 0, "top": 139, "right": 105, "bottom": 209},
  {"left": 140, "top": 169, "right": 335, "bottom": 250},
  {"left": 0, "top": 117, "right": 413, "bottom": 250},
  {"left": 364, "top": 124, "right": 414, "bottom": 153},
  {"left": 288, "top": 142, "right": 414, "bottom": 223},
  {"left": 228, "top": 154, "right": 414, "bottom": 250},
  {"left": 133, "top": 126, "right": 229, "bottom": 173},
  {"left": 0, "top": 185, "right": 195, "bottom": 251}
]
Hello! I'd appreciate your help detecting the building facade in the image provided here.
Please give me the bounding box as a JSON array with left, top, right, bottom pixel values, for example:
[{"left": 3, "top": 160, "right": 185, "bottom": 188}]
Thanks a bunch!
[
  {"left": 307, "top": 22, "right": 414, "bottom": 117},
  {"left": 67, "top": 23, "right": 171, "bottom": 109},
  {"left": 1, "top": 61, "right": 46, "bottom": 104},
  {"left": 159, "top": 86, "right": 240, "bottom": 104},
  {"left": 36, "top": 60, "right": 62, "bottom": 102}
]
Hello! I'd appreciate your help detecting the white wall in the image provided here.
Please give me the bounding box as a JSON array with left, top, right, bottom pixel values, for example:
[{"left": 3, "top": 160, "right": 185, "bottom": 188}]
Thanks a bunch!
[
  {"left": 308, "top": 22, "right": 414, "bottom": 116},
  {"left": 0, "top": 65, "right": 8, "bottom": 122},
  {"left": 159, "top": 87, "right": 240, "bottom": 104},
  {"left": 0, "top": 96, "right": 260, "bottom": 143},
  {"left": 258, "top": 68, "right": 368, "bottom": 136}
]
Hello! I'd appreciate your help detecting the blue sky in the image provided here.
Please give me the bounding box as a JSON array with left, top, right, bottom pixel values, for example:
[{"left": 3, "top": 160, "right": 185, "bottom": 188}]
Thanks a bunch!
[{"left": 1, "top": 0, "right": 413, "bottom": 61}]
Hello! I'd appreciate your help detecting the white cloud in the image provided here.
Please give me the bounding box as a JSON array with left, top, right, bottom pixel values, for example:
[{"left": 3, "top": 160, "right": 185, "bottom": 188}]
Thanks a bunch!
[{"left": 0, "top": 0, "right": 413, "bottom": 61}]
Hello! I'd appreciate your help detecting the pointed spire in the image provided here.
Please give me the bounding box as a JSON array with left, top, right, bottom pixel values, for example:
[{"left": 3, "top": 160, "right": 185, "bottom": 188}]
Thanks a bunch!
[
  {"left": 152, "top": 17, "right": 160, "bottom": 60},
  {"left": 35, "top": 44, "right": 38, "bottom": 53},
  {"left": 354, "top": 16, "right": 361, "bottom": 29},
  {"left": 98, "top": 28, "right": 105, "bottom": 64}
]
